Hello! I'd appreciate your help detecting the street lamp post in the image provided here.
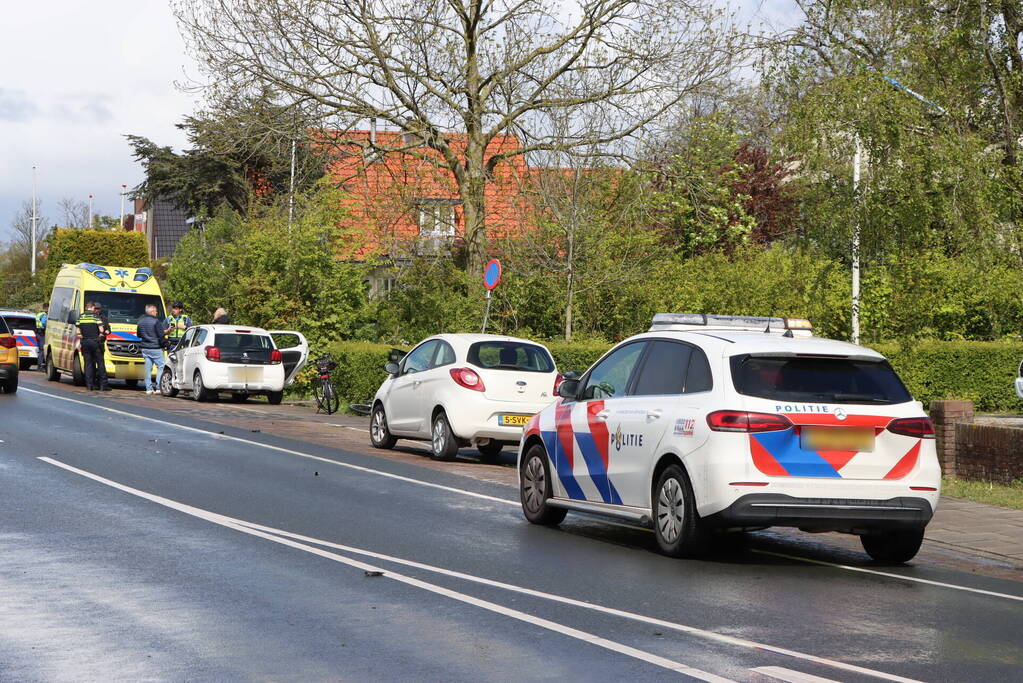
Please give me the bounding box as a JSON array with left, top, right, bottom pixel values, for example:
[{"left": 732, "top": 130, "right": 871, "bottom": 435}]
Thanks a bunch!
[
  {"left": 120, "top": 185, "right": 127, "bottom": 229},
  {"left": 88, "top": 194, "right": 93, "bottom": 229},
  {"left": 31, "top": 167, "right": 38, "bottom": 276}
]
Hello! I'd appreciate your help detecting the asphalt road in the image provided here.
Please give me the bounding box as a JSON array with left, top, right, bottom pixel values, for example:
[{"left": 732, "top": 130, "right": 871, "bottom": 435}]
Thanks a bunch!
[{"left": 2, "top": 377, "right": 1022, "bottom": 682}]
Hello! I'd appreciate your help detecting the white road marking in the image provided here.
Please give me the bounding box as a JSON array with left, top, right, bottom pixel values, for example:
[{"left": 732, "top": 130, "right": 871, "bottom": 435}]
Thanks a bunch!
[
  {"left": 752, "top": 549, "right": 1023, "bottom": 603},
  {"left": 37, "top": 457, "right": 730, "bottom": 682},
  {"left": 752, "top": 666, "right": 842, "bottom": 683},
  {"left": 24, "top": 386, "right": 1023, "bottom": 606},
  {"left": 41, "top": 456, "right": 921, "bottom": 683},
  {"left": 23, "top": 387, "right": 516, "bottom": 507}
]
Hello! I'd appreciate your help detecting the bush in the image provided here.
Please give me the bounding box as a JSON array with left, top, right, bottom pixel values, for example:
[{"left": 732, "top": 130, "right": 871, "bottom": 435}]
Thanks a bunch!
[
  {"left": 45, "top": 229, "right": 150, "bottom": 293},
  {"left": 872, "top": 341, "right": 1023, "bottom": 414}
]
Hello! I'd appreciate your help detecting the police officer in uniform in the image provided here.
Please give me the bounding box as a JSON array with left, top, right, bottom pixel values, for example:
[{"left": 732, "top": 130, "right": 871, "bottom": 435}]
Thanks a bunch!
[
  {"left": 77, "top": 302, "right": 111, "bottom": 391},
  {"left": 164, "top": 301, "right": 192, "bottom": 347},
  {"left": 34, "top": 303, "right": 48, "bottom": 370}
]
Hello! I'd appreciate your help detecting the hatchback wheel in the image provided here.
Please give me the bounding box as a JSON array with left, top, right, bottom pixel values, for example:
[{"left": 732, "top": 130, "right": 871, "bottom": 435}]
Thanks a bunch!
[
  {"left": 159, "top": 369, "right": 178, "bottom": 397},
  {"left": 370, "top": 405, "right": 397, "bottom": 449},
  {"left": 193, "top": 370, "right": 213, "bottom": 402},
  {"left": 430, "top": 412, "right": 459, "bottom": 461},
  {"left": 653, "top": 464, "right": 708, "bottom": 558},
  {"left": 520, "top": 445, "right": 566, "bottom": 525}
]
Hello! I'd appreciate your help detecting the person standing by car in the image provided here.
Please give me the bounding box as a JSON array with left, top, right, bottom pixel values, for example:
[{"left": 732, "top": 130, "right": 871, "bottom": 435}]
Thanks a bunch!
[
  {"left": 34, "top": 303, "right": 48, "bottom": 368},
  {"left": 213, "top": 307, "right": 229, "bottom": 325},
  {"left": 137, "top": 304, "right": 167, "bottom": 395},
  {"left": 76, "top": 302, "right": 110, "bottom": 391},
  {"left": 164, "top": 301, "right": 192, "bottom": 346}
]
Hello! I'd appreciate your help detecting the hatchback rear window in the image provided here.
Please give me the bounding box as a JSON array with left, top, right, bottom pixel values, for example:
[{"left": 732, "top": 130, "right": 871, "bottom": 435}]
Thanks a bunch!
[
  {"left": 214, "top": 333, "right": 273, "bottom": 351},
  {"left": 730, "top": 355, "right": 912, "bottom": 405},
  {"left": 468, "top": 341, "right": 555, "bottom": 373}
]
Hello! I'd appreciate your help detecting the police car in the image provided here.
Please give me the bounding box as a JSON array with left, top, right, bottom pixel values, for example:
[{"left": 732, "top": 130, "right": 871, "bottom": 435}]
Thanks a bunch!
[
  {"left": 518, "top": 314, "right": 940, "bottom": 564},
  {"left": 0, "top": 311, "right": 40, "bottom": 369}
]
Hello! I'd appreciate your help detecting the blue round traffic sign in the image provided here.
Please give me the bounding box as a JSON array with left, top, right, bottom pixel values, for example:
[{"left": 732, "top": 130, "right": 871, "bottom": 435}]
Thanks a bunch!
[{"left": 483, "top": 259, "right": 502, "bottom": 290}]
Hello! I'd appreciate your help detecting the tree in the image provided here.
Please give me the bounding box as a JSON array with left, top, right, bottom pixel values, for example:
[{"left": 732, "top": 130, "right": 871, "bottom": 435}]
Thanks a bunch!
[
  {"left": 174, "top": 0, "right": 747, "bottom": 272},
  {"left": 128, "top": 89, "right": 326, "bottom": 218},
  {"left": 56, "top": 197, "right": 89, "bottom": 229}
]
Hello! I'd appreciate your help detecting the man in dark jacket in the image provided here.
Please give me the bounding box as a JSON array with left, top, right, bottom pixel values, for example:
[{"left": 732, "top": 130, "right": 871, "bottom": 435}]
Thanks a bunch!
[{"left": 137, "top": 304, "right": 167, "bottom": 395}]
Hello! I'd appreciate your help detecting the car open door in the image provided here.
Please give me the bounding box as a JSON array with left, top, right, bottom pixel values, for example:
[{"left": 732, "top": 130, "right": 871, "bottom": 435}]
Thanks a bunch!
[{"left": 269, "top": 331, "right": 309, "bottom": 386}]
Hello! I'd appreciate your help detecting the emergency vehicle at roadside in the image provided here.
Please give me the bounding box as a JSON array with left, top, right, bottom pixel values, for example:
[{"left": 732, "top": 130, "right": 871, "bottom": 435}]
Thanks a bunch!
[
  {"left": 369, "top": 334, "right": 561, "bottom": 461},
  {"left": 518, "top": 313, "right": 940, "bottom": 564},
  {"left": 0, "top": 311, "right": 40, "bottom": 369},
  {"left": 0, "top": 316, "right": 19, "bottom": 393},
  {"left": 159, "top": 325, "right": 308, "bottom": 404}
]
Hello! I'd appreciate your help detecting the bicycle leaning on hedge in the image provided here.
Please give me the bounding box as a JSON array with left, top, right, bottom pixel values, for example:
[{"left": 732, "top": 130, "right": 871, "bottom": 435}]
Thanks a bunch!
[{"left": 312, "top": 353, "right": 340, "bottom": 415}]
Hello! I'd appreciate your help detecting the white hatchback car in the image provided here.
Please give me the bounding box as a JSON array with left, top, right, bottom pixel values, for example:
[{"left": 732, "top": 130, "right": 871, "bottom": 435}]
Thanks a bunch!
[
  {"left": 370, "top": 334, "right": 561, "bottom": 461},
  {"left": 159, "top": 325, "right": 308, "bottom": 403},
  {"left": 518, "top": 313, "right": 941, "bottom": 564}
]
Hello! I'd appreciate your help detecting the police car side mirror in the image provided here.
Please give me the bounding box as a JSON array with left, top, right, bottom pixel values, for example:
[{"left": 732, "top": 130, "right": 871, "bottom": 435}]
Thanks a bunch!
[
  {"left": 557, "top": 379, "right": 580, "bottom": 399},
  {"left": 384, "top": 362, "right": 400, "bottom": 376}
]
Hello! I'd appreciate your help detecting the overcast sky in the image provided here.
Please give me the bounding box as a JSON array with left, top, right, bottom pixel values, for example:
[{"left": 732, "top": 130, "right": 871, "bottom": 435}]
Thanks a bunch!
[{"left": 0, "top": 1, "right": 799, "bottom": 244}]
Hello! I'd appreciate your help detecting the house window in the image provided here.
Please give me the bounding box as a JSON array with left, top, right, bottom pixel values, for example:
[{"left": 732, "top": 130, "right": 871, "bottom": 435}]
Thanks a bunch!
[{"left": 417, "top": 199, "right": 458, "bottom": 238}]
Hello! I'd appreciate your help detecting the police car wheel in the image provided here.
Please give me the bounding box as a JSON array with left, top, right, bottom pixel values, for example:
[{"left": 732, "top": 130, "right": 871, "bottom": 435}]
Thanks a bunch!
[
  {"left": 860, "top": 529, "right": 925, "bottom": 564},
  {"left": 370, "top": 405, "right": 397, "bottom": 449},
  {"left": 160, "top": 370, "right": 178, "bottom": 397},
  {"left": 653, "top": 464, "right": 708, "bottom": 558},
  {"left": 430, "top": 412, "right": 459, "bottom": 461},
  {"left": 520, "top": 445, "right": 566, "bottom": 526}
]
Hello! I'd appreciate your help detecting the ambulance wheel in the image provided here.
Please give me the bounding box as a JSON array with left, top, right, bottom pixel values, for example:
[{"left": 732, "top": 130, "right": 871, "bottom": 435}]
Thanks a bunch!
[
  {"left": 193, "top": 370, "right": 214, "bottom": 402},
  {"left": 370, "top": 405, "right": 397, "bottom": 449},
  {"left": 520, "top": 444, "right": 566, "bottom": 525},
  {"left": 266, "top": 390, "right": 284, "bottom": 405},
  {"left": 45, "top": 352, "right": 60, "bottom": 382},
  {"left": 653, "top": 464, "right": 708, "bottom": 558},
  {"left": 861, "top": 529, "right": 924, "bottom": 564},
  {"left": 71, "top": 354, "right": 85, "bottom": 386},
  {"left": 430, "top": 411, "right": 459, "bottom": 461},
  {"left": 159, "top": 370, "right": 178, "bottom": 397}
]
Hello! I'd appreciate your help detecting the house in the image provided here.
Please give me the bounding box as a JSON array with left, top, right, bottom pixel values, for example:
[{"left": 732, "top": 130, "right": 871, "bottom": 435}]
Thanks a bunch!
[
  {"left": 325, "top": 128, "right": 536, "bottom": 294},
  {"left": 131, "top": 196, "right": 190, "bottom": 260}
]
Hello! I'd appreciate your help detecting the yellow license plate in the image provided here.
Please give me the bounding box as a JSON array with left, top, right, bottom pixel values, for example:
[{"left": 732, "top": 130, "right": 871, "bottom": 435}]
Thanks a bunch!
[
  {"left": 801, "top": 427, "right": 875, "bottom": 452},
  {"left": 498, "top": 414, "right": 531, "bottom": 427},
  {"left": 18, "top": 349, "right": 29, "bottom": 356}
]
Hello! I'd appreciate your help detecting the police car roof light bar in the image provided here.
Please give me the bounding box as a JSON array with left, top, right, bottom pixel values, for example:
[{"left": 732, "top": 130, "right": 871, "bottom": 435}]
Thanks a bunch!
[{"left": 650, "top": 313, "right": 813, "bottom": 335}]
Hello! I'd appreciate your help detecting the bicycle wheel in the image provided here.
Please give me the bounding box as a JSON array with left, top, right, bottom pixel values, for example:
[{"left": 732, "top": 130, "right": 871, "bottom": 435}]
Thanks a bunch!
[{"left": 322, "top": 380, "right": 340, "bottom": 415}]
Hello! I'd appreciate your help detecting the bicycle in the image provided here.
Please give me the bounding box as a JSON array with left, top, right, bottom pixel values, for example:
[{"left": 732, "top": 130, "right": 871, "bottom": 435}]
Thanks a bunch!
[{"left": 312, "top": 353, "right": 340, "bottom": 415}]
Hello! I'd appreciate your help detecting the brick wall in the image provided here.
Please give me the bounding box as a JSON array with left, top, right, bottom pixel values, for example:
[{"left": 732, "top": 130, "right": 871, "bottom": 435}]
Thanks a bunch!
[
  {"left": 931, "top": 399, "right": 1023, "bottom": 484},
  {"left": 954, "top": 423, "right": 1023, "bottom": 485},
  {"left": 929, "top": 400, "right": 974, "bottom": 477}
]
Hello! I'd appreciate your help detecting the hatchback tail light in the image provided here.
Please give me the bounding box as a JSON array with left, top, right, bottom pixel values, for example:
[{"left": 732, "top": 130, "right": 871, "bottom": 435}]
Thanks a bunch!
[
  {"left": 887, "top": 417, "right": 935, "bottom": 439},
  {"left": 707, "top": 410, "right": 793, "bottom": 433},
  {"left": 270, "top": 349, "right": 282, "bottom": 364},
  {"left": 0, "top": 337, "right": 16, "bottom": 349},
  {"left": 205, "top": 346, "right": 221, "bottom": 361},
  {"left": 450, "top": 367, "right": 485, "bottom": 392}
]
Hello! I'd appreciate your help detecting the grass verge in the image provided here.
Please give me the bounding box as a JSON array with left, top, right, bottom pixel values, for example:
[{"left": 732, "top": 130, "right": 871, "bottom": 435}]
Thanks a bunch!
[{"left": 941, "top": 477, "right": 1023, "bottom": 510}]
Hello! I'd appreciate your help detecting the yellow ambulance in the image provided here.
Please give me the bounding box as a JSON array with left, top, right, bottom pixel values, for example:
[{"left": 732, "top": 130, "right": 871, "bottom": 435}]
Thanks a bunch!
[{"left": 44, "top": 263, "right": 167, "bottom": 387}]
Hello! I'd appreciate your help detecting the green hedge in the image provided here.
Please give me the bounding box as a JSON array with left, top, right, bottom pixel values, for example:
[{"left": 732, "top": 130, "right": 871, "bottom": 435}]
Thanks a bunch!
[
  {"left": 289, "top": 339, "right": 1023, "bottom": 415},
  {"left": 44, "top": 229, "right": 151, "bottom": 294}
]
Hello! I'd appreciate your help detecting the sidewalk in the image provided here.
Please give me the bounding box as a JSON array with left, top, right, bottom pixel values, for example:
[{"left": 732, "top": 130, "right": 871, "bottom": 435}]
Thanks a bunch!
[{"left": 927, "top": 496, "right": 1023, "bottom": 567}]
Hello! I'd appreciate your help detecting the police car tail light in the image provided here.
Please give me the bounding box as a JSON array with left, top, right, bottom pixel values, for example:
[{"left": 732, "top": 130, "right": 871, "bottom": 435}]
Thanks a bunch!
[
  {"left": 450, "top": 367, "right": 486, "bottom": 392},
  {"left": 707, "top": 410, "right": 792, "bottom": 433},
  {"left": 0, "top": 337, "right": 15, "bottom": 349},
  {"left": 269, "top": 349, "right": 282, "bottom": 364},
  {"left": 205, "top": 346, "right": 222, "bottom": 362},
  {"left": 886, "top": 417, "right": 935, "bottom": 439}
]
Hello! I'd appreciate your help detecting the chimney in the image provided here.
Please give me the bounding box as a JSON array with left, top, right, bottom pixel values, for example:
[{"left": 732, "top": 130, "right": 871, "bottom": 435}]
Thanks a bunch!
[{"left": 370, "top": 118, "right": 377, "bottom": 145}]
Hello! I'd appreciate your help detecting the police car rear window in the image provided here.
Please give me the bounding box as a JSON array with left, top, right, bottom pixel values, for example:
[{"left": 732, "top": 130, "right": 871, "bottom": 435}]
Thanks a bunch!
[
  {"left": 730, "top": 355, "right": 912, "bottom": 405},
  {"left": 2, "top": 316, "right": 34, "bottom": 332},
  {"left": 468, "top": 341, "right": 554, "bottom": 373}
]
